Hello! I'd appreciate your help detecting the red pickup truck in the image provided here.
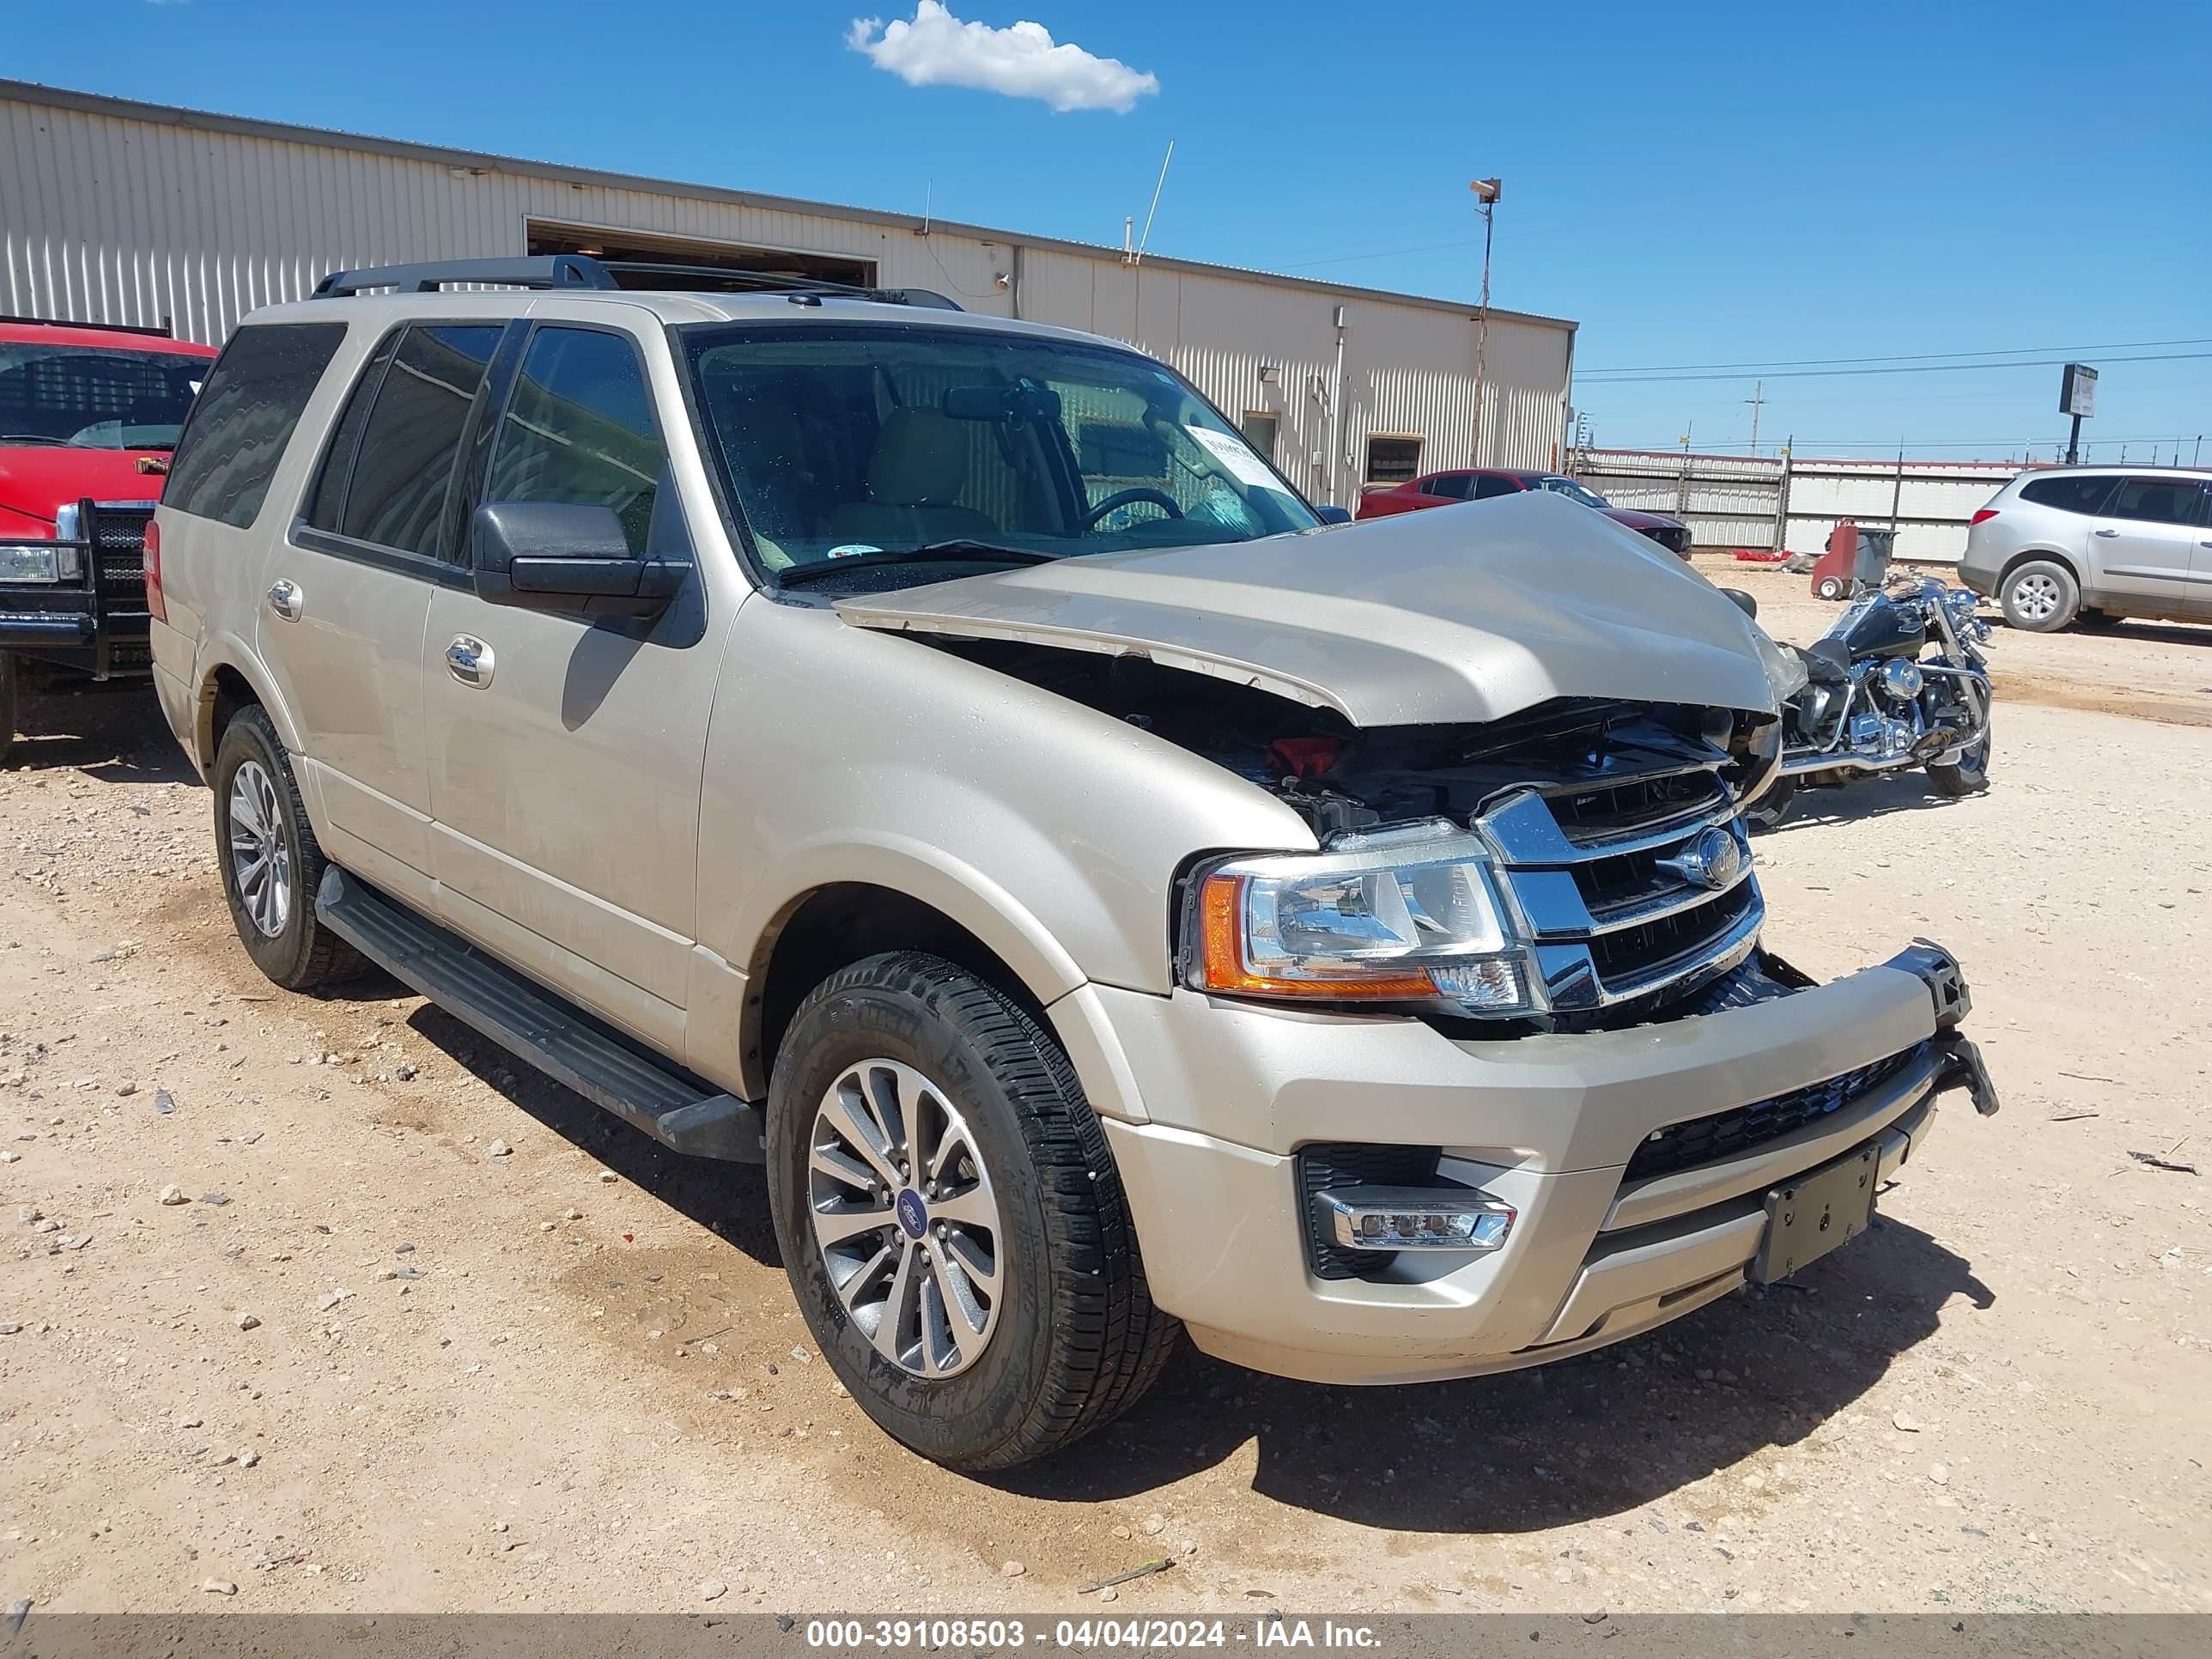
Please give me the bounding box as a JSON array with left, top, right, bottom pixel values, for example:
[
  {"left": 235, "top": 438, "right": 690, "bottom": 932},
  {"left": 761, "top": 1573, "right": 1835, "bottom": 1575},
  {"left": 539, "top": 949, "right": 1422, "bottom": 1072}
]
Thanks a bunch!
[
  {"left": 1, "top": 316, "right": 218, "bottom": 760},
  {"left": 1358, "top": 466, "right": 1695, "bottom": 559}
]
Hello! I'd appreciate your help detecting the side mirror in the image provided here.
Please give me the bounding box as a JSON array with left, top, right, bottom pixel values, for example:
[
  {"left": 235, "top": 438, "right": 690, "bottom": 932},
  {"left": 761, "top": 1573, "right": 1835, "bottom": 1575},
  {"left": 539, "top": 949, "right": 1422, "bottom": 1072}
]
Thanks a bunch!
[
  {"left": 1720, "top": 586, "right": 1759, "bottom": 620},
  {"left": 471, "top": 501, "right": 686, "bottom": 618},
  {"left": 1313, "top": 505, "right": 1353, "bottom": 526}
]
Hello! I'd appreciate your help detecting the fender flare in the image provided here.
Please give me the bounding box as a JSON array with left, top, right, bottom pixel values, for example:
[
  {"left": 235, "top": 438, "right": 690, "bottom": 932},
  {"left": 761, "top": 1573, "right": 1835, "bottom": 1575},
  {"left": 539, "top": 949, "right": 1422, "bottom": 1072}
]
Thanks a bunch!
[{"left": 191, "top": 632, "right": 303, "bottom": 766}]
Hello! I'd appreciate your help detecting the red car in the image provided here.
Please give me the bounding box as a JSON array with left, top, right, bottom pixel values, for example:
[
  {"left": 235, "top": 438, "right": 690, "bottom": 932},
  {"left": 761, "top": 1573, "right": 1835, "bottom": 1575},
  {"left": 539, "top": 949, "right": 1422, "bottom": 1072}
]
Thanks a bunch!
[
  {"left": 1357, "top": 467, "right": 1695, "bottom": 558},
  {"left": 1, "top": 316, "right": 219, "bottom": 758}
]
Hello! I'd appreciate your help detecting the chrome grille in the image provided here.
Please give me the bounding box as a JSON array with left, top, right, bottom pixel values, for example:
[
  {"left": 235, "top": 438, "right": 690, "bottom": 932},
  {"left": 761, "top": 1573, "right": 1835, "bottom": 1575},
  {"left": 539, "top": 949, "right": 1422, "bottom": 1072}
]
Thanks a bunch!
[{"left": 1475, "top": 756, "right": 1762, "bottom": 1013}]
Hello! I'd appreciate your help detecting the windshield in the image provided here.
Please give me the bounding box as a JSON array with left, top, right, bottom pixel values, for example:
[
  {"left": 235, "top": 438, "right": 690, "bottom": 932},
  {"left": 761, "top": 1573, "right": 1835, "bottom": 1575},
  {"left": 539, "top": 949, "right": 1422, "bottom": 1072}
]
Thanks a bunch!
[
  {"left": 1534, "top": 475, "right": 1608, "bottom": 509},
  {"left": 0, "top": 344, "right": 212, "bottom": 451},
  {"left": 680, "top": 322, "right": 1318, "bottom": 576}
]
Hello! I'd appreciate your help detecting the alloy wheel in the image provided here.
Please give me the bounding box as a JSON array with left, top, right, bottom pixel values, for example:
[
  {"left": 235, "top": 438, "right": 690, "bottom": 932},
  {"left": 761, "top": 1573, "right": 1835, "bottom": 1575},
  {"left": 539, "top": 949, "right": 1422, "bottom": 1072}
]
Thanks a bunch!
[
  {"left": 807, "top": 1058, "right": 1004, "bottom": 1378},
  {"left": 227, "top": 759, "right": 292, "bottom": 938},
  {"left": 2011, "top": 571, "right": 2061, "bottom": 623}
]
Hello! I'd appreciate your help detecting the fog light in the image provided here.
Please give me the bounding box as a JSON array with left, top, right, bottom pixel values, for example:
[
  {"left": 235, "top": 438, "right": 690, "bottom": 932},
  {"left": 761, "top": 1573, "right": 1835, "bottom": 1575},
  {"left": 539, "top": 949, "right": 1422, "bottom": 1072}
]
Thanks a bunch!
[{"left": 1312, "top": 1185, "right": 1515, "bottom": 1252}]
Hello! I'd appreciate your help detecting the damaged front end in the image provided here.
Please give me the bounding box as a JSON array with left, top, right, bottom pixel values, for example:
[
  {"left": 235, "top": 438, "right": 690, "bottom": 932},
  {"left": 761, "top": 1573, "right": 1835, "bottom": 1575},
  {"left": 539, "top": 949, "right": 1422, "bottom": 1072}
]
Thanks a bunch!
[{"left": 927, "top": 641, "right": 1801, "bottom": 1033}]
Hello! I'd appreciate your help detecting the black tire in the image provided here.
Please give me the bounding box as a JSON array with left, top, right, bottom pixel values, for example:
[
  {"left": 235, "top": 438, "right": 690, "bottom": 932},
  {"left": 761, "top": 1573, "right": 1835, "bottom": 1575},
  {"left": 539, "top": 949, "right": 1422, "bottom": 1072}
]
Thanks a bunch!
[
  {"left": 1744, "top": 775, "right": 1797, "bottom": 831},
  {"left": 1925, "top": 719, "right": 1991, "bottom": 798},
  {"left": 2075, "top": 608, "right": 2124, "bottom": 631},
  {"left": 767, "top": 951, "right": 1180, "bottom": 1471},
  {"left": 210, "top": 704, "right": 367, "bottom": 991},
  {"left": 1999, "top": 559, "right": 2079, "bottom": 632},
  {"left": 0, "top": 651, "right": 17, "bottom": 765}
]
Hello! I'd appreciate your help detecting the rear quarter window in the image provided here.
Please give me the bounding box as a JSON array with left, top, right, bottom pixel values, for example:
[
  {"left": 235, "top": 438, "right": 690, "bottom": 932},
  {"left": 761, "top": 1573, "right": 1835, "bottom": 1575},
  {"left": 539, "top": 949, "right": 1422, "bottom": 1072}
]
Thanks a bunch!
[
  {"left": 164, "top": 323, "right": 347, "bottom": 530},
  {"left": 2017, "top": 476, "right": 2118, "bottom": 516}
]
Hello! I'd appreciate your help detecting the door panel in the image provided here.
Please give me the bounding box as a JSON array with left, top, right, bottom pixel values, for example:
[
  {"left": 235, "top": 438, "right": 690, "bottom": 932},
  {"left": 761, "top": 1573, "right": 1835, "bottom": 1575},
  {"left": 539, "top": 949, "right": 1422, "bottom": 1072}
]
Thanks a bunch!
[
  {"left": 255, "top": 547, "right": 435, "bottom": 896},
  {"left": 2186, "top": 484, "right": 2212, "bottom": 618},
  {"left": 2088, "top": 476, "right": 2200, "bottom": 610},
  {"left": 422, "top": 319, "right": 723, "bottom": 1053}
]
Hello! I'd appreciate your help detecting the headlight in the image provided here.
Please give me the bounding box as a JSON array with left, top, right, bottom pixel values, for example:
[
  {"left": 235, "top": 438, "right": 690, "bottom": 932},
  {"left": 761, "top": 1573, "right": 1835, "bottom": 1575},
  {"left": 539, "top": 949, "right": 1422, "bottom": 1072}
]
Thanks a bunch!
[
  {"left": 1182, "top": 821, "right": 1532, "bottom": 1015},
  {"left": 0, "top": 543, "right": 75, "bottom": 584}
]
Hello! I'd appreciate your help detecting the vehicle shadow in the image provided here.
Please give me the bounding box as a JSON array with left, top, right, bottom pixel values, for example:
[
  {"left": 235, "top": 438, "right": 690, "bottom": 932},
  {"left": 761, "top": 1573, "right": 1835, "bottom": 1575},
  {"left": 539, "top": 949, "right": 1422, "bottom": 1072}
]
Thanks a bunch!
[
  {"left": 361, "top": 981, "right": 1985, "bottom": 1531},
  {"left": 392, "top": 999, "right": 782, "bottom": 1267},
  {"left": 1755, "top": 771, "right": 1977, "bottom": 834},
  {"left": 1010, "top": 1216, "right": 1990, "bottom": 1532},
  {"left": 5, "top": 676, "right": 199, "bottom": 784}
]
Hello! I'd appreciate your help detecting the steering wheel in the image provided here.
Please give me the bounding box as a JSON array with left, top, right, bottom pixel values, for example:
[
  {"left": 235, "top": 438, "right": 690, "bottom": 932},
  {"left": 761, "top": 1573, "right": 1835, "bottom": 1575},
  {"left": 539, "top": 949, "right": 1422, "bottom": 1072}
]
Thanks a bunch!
[{"left": 1085, "top": 488, "right": 1184, "bottom": 528}]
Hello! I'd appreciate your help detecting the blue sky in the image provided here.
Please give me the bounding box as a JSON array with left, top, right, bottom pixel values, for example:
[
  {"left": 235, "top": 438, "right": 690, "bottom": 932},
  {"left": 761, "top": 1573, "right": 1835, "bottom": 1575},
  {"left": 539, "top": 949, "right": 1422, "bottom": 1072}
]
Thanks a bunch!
[{"left": 11, "top": 0, "right": 2209, "bottom": 460}]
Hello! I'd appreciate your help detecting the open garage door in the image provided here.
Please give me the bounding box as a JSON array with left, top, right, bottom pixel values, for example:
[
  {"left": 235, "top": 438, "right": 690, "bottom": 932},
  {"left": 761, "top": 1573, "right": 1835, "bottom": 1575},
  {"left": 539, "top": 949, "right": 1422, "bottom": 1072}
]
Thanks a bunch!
[{"left": 526, "top": 222, "right": 876, "bottom": 290}]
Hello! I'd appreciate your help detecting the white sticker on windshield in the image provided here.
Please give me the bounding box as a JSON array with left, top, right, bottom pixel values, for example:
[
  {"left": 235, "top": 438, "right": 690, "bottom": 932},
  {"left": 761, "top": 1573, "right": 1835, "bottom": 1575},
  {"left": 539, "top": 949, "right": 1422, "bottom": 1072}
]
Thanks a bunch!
[{"left": 1183, "top": 425, "right": 1282, "bottom": 490}]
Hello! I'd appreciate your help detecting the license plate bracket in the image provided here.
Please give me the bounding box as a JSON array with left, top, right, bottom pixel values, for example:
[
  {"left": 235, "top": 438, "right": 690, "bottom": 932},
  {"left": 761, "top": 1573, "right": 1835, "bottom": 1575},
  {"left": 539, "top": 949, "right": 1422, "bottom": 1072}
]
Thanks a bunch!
[{"left": 1750, "top": 1140, "right": 1879, "bottom": 1285}]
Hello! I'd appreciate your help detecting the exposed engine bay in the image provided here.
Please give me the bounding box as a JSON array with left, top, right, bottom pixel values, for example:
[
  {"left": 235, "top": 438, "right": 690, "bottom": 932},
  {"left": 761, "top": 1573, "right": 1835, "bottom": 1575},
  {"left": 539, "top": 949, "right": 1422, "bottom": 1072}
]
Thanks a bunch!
[{"left": 927, "top": 637, "right": 1783, "bottom": 838}]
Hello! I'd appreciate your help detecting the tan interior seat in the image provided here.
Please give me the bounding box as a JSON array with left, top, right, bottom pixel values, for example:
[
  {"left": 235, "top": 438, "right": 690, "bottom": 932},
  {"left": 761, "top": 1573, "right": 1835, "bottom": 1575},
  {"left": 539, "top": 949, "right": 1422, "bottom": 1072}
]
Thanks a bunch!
[{"left": 825, "top": 408, "right": 997, "bottom": 546}]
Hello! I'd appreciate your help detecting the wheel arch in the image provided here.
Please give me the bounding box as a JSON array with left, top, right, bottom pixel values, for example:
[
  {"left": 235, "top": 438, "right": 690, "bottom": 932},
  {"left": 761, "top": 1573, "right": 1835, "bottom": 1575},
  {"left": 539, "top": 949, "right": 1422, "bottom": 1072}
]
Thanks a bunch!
[
  {"left": 192, "top": 639, "right": 302, "bottom": 769},
  {"left": 740, "top": 874, "right": 1077, "bottom": 1103},
  {"left": 1996, "top": 545, "right": 2082, "bottom": 592}
]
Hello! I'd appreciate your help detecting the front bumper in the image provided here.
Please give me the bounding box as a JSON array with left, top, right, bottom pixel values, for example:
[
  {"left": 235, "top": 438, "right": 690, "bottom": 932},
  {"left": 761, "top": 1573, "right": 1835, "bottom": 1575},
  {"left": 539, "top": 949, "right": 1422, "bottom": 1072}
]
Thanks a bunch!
[{"left": 1082, "top": 943, "right": 1991, "bottom": 1384}]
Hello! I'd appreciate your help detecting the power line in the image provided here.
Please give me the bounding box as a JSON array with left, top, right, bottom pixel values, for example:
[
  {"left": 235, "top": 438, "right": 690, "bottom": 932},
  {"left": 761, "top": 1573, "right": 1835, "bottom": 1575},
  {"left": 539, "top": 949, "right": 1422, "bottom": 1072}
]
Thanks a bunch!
[
  {"left": 1580, "top": 336, "right": 2212, "bottom": 375},
  {"left": 1580, "top": 350, "right": 2212, "bottom": 386}
]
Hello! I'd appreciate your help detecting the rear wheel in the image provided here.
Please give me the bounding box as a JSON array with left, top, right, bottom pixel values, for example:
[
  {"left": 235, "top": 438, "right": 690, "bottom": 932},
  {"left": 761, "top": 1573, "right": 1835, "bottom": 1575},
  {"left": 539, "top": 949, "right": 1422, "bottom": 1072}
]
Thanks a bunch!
[
  {"left": 767, "top": 951, "right": 1179, "bottom": 1471},
  {"left": 0, "top": 652, "right": 16, "bottom": 764},
  {"left": 2000, "top": 560, "right": 2078, "bottom": 632},
  {"left": 211, "top": 705, "right": 367, "bottom": 990}
]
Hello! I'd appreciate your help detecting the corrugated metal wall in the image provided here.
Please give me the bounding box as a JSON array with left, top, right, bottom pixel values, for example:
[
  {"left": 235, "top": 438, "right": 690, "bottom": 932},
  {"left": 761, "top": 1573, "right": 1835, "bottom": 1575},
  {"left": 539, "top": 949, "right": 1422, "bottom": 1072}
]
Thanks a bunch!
[
  {"left": 1, "top": 86, "right": 1574, "bottom": 507},
  {"left": 1574, "top": 448, "right": 2027, "bottom": 562}
]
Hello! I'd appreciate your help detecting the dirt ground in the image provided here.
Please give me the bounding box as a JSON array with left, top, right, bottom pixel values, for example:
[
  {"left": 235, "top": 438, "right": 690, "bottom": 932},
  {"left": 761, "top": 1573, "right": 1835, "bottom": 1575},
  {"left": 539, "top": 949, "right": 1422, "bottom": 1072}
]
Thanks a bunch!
[{"left": 3, "top": 585, "right": 2208, "bottom": 1616}]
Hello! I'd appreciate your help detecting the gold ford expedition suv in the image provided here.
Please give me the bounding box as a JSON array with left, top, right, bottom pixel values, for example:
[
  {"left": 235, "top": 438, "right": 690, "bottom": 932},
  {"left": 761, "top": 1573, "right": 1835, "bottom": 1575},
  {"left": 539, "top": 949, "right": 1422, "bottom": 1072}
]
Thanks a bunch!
[{"left": 149, "top": 257, "right": 1997, "bottom": 1469}]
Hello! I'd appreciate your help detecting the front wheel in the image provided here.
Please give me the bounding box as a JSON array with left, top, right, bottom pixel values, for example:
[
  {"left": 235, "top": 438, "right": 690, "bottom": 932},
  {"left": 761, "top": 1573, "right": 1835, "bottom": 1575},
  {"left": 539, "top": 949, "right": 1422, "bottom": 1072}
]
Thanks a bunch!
[
  {"left": 1744, "top": 775, "right": 1797, "bottom": 831},
  {"left": 767, "top": 951, "right": 1179, "bottom": 1471},
  {"left": 1925, "top": 717, "right": 1991, "bottom": 797}
]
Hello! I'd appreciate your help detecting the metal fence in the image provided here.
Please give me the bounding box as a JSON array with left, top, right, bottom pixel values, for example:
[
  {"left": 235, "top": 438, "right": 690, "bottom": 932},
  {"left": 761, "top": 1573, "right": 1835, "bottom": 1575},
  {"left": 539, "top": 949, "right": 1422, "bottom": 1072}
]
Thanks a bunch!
[{"left": 1571, "top": 448, "right": 2028, "bottom": 566}]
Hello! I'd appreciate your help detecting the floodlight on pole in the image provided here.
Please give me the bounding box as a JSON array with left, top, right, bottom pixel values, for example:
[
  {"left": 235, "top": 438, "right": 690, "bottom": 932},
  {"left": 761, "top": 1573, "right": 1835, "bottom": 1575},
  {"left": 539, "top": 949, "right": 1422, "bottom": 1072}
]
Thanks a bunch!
[{"left": 1469, "top": 178, "right": 1501, "bottom": 465}]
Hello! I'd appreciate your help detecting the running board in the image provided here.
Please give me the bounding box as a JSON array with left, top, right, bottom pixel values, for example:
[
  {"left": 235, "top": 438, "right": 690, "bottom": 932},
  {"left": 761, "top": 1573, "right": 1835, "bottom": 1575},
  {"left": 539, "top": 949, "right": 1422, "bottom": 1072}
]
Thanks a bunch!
[{"left": 314, "top": 867, "right": 763, "bottom": 1163}]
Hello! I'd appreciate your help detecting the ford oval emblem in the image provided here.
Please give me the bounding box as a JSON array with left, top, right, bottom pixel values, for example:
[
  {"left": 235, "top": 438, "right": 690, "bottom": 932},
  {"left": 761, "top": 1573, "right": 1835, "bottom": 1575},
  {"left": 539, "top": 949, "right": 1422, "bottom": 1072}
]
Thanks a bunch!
[
  {"left": 895, "top": 1188, "right": 929, "bottom": 1239},
  {"left": 1661, "top": 826, "right": 1745, "bottom": 892}
]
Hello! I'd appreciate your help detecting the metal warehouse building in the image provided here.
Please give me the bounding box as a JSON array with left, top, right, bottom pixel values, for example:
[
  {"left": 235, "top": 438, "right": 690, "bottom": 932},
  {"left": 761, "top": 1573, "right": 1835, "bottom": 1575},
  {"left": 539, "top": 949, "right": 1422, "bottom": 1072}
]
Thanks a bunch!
[{"left": 1, "top": 80, "right": 1576, "bottom": 511}]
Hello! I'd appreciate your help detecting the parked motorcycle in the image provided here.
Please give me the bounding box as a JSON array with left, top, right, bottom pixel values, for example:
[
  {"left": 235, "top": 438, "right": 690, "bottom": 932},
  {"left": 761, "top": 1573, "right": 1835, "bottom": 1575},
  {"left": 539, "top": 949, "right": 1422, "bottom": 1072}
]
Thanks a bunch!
[{"left": 1744, "top": 578, "right": 1994, "bottom": 830}]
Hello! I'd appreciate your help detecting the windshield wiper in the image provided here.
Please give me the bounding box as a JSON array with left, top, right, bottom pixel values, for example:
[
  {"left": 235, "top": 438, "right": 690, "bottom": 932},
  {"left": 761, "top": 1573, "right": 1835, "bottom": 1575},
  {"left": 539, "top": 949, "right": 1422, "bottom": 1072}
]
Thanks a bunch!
[{"left": 776, "top": 540, "right": 1059, "bottom": 587}]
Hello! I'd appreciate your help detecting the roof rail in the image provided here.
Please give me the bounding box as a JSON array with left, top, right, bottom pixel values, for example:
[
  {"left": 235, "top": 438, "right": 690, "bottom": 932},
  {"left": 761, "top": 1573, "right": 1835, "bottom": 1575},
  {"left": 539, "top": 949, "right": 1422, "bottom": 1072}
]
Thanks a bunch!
[
  {"left": 312, "top": 256, "right": 620, "bottom": 297},
  {"left": 0, "top": 312, "right": 174, "bottom": 337},
  {"left": 310, "top": 254, "right": 961, "bottom": 310}
]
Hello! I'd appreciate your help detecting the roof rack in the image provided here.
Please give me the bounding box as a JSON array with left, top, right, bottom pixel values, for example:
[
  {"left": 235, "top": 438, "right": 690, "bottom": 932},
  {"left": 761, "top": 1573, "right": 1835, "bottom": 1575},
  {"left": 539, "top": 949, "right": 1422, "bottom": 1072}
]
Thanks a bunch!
[
  {"left": 0, "top": 313, "right": 174, "bottom": 337},
  {"left": 310, "top": 254, "right": 961, "bottom": 310}
]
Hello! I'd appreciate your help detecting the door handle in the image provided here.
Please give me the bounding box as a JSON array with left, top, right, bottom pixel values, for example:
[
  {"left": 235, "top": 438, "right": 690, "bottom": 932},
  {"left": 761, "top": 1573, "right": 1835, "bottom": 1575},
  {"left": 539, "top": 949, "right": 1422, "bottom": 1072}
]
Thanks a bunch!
[
  {"left": 265, "top": 580, "right": 303, "bottom": 622},
  {"left": 445, "top": 635, "right": 495, "bottom": 689},
  {"left": 2094, "top": 528, "right": 2118, "bottom": 538}
]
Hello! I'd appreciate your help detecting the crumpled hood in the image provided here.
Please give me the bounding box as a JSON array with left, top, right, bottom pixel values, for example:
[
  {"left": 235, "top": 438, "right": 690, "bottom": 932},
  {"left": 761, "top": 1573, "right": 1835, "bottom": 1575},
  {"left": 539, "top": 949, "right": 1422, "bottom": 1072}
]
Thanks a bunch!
[{"left": 836, "top": 489, "right": 1777, "bottom": 726}]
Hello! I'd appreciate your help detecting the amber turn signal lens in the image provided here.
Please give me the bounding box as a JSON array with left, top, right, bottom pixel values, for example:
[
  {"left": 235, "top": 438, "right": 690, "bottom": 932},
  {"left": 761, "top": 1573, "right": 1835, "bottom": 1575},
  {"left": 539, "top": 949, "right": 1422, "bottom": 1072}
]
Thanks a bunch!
[{"left": 1194, "top": 872, "right": 1437, "bottom": 1000}]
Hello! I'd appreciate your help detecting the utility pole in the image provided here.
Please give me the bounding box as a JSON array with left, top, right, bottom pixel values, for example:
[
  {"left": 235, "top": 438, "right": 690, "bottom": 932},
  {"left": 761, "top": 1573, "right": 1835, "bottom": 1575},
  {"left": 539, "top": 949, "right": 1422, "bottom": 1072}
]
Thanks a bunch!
[
  {"left": 1469, "top": 178, "right": 1501, "bottom": 465},
  {"left": 1744, "top": 380, "right": 1765, "bottom": 455}
]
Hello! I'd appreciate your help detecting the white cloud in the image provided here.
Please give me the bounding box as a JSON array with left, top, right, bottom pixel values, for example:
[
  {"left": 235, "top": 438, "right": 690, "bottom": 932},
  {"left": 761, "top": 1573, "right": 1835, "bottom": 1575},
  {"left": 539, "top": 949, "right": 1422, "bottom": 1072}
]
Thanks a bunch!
[{"left": 847, "top": 3, "right": 1159, "bottom": 114}]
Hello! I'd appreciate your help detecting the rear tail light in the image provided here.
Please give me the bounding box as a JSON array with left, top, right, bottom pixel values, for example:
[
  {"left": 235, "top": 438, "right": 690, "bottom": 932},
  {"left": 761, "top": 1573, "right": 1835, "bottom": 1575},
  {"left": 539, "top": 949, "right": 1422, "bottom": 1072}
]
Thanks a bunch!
[
  {"left": 1969, "top": 509, "right": 1999, "bottom": 526},
  {"left": 143, "top": 519, "right": 167, "bottom": 623}
]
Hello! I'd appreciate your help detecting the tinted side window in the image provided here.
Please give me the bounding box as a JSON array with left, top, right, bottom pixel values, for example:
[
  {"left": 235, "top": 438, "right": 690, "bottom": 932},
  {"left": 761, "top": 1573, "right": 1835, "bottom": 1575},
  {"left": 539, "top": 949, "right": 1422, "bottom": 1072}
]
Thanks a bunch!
[
  {"left": 2018, "top": 476, "right": 2117, "bottom": 515},
  {"left": 2104, "top": 477, "right": 2203, "bottom": 526},
  {"left": 485, "top": 327, "right": 665, "bottom": 556},
  {"left": 340, "top": 325, "right": 501, "bottom": 557},
  {"left": 1469, "top": 474, "right": 1518, "bottom": 500},
  {"left": 302, "top": 329, "right": 401, "bottom": 532},
  {"left": 165, "top": 323, "right": 346, "bottom": 529},
  {"left": 1426, "top": 473, "right": 1469, "bottom": 500}
]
